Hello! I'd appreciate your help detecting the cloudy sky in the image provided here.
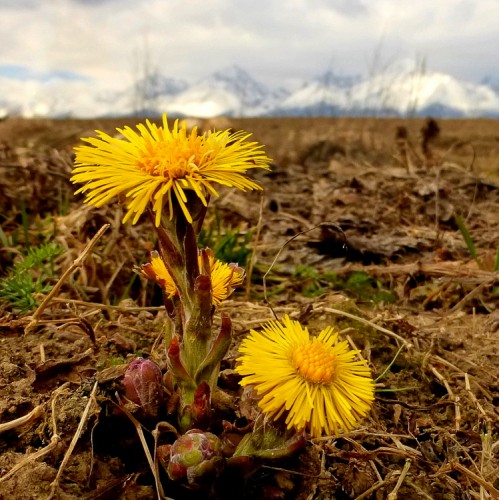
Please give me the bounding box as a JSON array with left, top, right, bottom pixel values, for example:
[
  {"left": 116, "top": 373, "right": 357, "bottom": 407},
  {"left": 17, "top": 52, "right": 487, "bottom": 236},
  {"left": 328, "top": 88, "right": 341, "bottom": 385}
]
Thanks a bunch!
[{"left": 1, "top": 0, "right": 498, "bottom": 89}]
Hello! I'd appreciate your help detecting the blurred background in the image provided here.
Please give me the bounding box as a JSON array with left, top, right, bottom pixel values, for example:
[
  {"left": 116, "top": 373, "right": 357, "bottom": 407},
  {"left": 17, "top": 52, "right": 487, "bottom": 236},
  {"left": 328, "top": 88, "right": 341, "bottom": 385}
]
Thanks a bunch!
[{"left": 1, "top": 0, "right": 499, "bottom": 118}]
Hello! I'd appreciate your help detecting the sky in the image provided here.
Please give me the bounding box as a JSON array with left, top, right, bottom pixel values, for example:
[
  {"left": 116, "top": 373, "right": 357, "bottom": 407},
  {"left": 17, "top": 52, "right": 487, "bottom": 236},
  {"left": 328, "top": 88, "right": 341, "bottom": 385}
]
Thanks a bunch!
[{"left": 1, "top": 0, "right": 498, "bottom": 90}]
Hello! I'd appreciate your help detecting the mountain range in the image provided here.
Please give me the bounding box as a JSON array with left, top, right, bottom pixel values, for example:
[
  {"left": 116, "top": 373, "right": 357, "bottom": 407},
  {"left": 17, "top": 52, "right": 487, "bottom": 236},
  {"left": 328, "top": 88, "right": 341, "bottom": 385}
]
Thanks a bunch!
[{"left": 2, "top": 60, "right": 499, "bottom": 119}]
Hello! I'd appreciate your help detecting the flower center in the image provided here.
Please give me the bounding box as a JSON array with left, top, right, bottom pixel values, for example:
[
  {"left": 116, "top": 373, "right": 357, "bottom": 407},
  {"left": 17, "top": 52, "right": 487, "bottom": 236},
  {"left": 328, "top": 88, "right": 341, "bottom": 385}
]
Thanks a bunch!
[
  {"left": 291, "top": 341, "right": 336, "bottom": 384},
  {"left": 137, "top": 137, "right": 205, "bottom": 178}
]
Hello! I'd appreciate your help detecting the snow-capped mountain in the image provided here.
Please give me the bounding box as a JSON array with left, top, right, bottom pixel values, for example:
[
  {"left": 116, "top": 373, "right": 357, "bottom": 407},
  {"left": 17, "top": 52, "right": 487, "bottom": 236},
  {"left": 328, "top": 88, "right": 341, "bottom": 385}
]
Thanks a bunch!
[
  {"left": 347, "top": 59, "right": 499, "bottom": 118},
  {"left": 0, "top": 76, "right": 132, "bottom": 118},
  {"left": 275, "top": 59, "right": 499, "bottom": 118},
  {"left": 273, "top": 70, "right": 361, "bottom": 116},
  {"left": 1, "top": 61, "right": 499, "bottom": 118},
  {"left": 166, "top": 65, "right": 288, "bottom": 118}
]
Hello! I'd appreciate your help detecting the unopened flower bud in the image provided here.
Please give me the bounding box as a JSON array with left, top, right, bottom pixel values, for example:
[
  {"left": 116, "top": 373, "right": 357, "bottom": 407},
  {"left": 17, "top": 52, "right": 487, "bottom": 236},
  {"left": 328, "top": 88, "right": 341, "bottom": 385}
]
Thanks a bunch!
[
  {"left": 167, "top": 429, "right": 224, "bottom": 490},
  {"left": 123, "top": 358, "right": 163, "bottom": 419}
]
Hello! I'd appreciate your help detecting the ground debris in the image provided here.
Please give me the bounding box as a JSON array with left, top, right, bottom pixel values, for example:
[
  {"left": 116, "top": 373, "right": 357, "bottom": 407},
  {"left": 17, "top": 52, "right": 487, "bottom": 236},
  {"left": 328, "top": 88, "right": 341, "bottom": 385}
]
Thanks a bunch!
[{"left": 0, "top": 117, "right": 498, "bottom": 499}]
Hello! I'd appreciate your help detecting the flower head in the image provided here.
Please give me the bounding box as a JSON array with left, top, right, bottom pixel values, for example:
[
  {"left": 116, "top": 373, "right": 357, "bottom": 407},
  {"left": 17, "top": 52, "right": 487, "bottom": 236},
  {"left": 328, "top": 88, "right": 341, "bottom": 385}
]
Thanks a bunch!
[
  {"left": 235, "top": 315, "right": 375, "bottom": 438},
  {"left": 201, "top": 249, "right": 245, "bottom": 305},
  {"left": 139, "top": 250, "right": 178, "bottom": 299},
  {"left": 71, "top": 115, "right": 271, "bottom": 226},
  {"left": 140, "top": 249, "right": 244, "bottom": 305}
]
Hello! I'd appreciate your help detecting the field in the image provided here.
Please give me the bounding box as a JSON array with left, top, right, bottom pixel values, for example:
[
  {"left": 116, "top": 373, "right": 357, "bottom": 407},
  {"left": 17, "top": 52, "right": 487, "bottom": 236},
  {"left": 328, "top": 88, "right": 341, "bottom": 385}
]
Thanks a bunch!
[{"left": 0, "top": 116, "right": 498, "bottom": 499}]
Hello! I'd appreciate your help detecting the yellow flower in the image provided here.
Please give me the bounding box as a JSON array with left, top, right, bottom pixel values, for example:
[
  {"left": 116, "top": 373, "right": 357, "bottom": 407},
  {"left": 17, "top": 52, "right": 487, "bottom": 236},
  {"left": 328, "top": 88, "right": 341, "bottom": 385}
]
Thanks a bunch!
[
  {"left": 71, "top": 115, "right": 271, "bottom": 226},
  {"left": 139, "top": 251, "right": 177, "bottom": 299},
  {"left": 235, "top": 315, "right": 375, "bottom": 438},
  {"left": 140, "top": 249, "right": 244, "bottom": 305},
  {"left": 202, "top": 250, "right": 245, "bottom": 305}
]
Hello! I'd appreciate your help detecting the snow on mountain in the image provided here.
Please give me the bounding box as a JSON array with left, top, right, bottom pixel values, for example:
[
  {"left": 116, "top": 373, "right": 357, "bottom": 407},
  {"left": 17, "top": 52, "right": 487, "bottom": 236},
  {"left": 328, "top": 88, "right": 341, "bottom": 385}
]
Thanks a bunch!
[
  {"left": 0, "top": 71, "right": 189, "bottom": 118},
  {"left": 349, "top": 59, "right": 499, "bottom": 117},
  {"left": 275, "top": 59, "right": 499, "bottom": 117},
  {"left": 274, "top": 70, "right": 360, "bottom": 116},
  {"left": 166, "top": 65, "right": 288, "bottom": 118},
  {"left": 165, "top": 83, "right": 241, "bottom": 118},
  {"left": 416, "top": 76, "right": 499, "bottom": 117},
  {"left": 0, "top": 76, "right": 131, "bottom": 118},
  {"left": 1, "top": 61, "right": 499, "bottom": 118}
]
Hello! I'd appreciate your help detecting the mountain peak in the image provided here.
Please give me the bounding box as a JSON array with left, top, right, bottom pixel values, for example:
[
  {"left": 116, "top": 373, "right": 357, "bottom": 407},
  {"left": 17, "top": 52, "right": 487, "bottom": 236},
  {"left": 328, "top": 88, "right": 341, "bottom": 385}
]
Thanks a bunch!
[
  {"left": 1, "top": 60, "right": 499, "bottom": 118},
  {"left": 169, "top": 64, "right": 283, "bottom": 117},
  {"left": 211, "top": 64, "right": 253, "bottom": 82},
  {"left": 314, "top": 70, "right": 361, "bottom": 89}
]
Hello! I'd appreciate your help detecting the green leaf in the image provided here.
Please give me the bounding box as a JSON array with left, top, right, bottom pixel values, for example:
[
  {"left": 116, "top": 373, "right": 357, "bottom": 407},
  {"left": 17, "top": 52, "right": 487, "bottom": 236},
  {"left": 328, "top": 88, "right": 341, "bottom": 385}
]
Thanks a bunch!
[{"left": 454, "top": 214, "right": 478, "bottom": 261}]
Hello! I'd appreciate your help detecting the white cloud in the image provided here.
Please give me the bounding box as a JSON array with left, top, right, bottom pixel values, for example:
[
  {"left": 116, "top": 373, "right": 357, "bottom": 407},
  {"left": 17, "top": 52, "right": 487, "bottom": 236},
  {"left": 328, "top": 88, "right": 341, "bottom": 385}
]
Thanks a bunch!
[{"left": 1, "top": 0, "right": 498, "bottom": 90}]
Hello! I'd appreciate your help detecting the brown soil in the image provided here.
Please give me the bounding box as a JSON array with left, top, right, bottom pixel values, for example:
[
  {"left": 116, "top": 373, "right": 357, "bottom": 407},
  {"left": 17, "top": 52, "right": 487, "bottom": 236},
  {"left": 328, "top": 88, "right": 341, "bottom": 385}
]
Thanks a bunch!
[{"left": 0, "top": 116, "right": 498, "bottom": 499}]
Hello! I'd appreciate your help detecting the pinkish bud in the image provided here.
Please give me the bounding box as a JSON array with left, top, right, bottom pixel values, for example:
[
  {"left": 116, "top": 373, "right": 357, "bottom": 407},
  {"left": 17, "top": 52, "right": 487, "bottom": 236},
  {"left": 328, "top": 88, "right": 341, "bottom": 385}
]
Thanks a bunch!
[
  {"left": 167, "top": 429, "right": 224, "bottom": 490},
  {"left": 123, "top": 358, "right": 163, "bottom": 419}
]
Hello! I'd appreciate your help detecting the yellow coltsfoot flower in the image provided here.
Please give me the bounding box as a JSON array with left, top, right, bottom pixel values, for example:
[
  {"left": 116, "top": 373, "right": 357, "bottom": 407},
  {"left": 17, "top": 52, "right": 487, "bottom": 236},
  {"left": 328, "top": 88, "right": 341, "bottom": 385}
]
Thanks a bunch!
[
  {"left": 140, "top": 249, "right": 244, "bottom": 306},
  {"left": 139, "top": 251, "right": 178, "bottom": 299},
  {"left": 236, "top": 315, "right": 375, "bottom": 438},
  {"left": 71, "top": 115, "right": 271, "bottom": 226}
]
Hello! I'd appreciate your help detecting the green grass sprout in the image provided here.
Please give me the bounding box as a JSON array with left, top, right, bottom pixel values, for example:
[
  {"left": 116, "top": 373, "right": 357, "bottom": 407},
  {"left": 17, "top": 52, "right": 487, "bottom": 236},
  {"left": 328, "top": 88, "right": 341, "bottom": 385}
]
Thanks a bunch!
[
  {"left": 198, "top": 213, "right": 254, "bottom": 266},
  {"left": 454, "top": 214, "right": 479, "bottom": 263},
  {"left": 0, "top": 242, "right": 63, "bottom": 314}
]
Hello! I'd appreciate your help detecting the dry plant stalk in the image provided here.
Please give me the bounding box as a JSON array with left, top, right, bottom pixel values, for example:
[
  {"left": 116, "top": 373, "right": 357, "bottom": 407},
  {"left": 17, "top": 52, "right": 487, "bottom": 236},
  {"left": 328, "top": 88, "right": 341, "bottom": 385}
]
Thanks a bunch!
[
  {"left": 25, "top": 223, "right": 110, "bottom": 333},
  {"left": 115, "top": 394, "right": 165, "bottom": 500},
  {"left": 0, "top": 438, "right": 61, "bottom": 485},
  {"left": 333, "top": 261, "right": 496, "bottom": 281},
  {"left": 321, "top": 306, "right": 412, "bottom": 348},
  {"left": 48, "top": 381, "right": 99, "bottom": 499},
  {"left": 48, "top": 297, "right": 164, "bottom": 312},
  {"left": 435, "top": 462, "right": 499, "bottom": 498},
  {"left": 429, "top": 364, "right": 461, "bottom": 431},
  {"left": 387, "top": 459, "right": 411, "bottom": 500},
  {"left": 0, "top": 404, "right": 45, "bottom": 435},
  {"left": 244, "top": 192, "right": 264, "bottom": 300},
  {"left": 0, "top": 383, "right": 70, "bottom": 484}
]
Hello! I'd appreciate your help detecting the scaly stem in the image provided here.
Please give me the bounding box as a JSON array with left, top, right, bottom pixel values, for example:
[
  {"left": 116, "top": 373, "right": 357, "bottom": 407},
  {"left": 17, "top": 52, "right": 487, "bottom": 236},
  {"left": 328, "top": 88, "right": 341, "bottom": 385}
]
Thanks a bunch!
[{"left": 153, "top": 199, "right": 229, "bottom": 432}]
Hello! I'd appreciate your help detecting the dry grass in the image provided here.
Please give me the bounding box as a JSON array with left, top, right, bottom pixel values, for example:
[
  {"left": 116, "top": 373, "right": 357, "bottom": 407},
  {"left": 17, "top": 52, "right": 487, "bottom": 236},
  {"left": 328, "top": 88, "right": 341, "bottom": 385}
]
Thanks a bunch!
[{"left": 0, "top": 116, "right": 497, "bottom": 499}]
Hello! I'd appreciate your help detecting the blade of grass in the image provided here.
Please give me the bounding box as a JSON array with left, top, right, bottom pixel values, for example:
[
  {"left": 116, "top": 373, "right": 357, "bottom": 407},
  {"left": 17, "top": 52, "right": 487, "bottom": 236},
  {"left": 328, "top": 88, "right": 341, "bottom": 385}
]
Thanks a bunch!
[
  {"left": 454, "top": 214, "right": 478, "bottom": 262},
  {"left": 0, "top": 225, "right": 9, "bottom": 247}
]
